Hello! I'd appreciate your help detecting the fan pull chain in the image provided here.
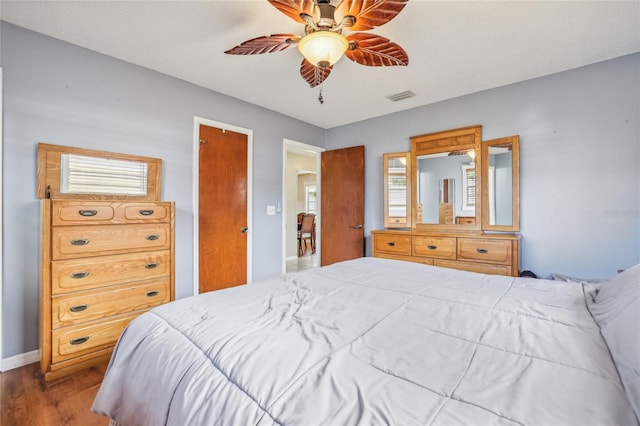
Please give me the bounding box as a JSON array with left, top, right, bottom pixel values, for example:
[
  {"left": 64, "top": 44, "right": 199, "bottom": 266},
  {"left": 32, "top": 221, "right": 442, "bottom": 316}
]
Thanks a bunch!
[{"left": 317, "top": 68, "right": 325, "bottom": 105}]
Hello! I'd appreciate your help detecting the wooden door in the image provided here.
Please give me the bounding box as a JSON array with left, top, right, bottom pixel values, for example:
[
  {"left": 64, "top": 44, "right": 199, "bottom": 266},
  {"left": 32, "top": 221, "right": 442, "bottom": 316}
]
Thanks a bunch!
[
  {"left": 199, "top": 125, "right": 248, "bottom": 292},
  {"left": 321, "top": 146, "right": 365, "bottom": 266}
]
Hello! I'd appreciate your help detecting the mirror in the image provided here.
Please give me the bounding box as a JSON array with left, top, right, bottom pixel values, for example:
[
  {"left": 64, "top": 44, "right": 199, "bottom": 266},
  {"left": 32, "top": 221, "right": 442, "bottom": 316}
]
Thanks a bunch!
[
  {"left": 383, "top": 152, "right": 412, "bottom": 228},
  {"left": 382, "top": 127, "right": 519, "bottom": 233},
  {"left": 482, "top": 135, "right": 520, "bottom": 231},
  {"left": 416, "top": 153, "right": 475, "bottom": 224},
  {"left": 411, "top": 125, "right": 482, "bottom": 231},
  {"left": 60, "top": 154, "right": 149, "bottom": 196},
  {"left": 37, "top": 143, "right": 162, "bottom": 201}
]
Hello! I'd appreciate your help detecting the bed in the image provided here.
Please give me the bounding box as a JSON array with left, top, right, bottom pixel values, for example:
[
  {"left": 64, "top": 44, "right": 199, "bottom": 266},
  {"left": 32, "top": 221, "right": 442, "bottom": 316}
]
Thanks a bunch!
[{"left": 92, "top": 257, "right": 639, "bottom": 425}]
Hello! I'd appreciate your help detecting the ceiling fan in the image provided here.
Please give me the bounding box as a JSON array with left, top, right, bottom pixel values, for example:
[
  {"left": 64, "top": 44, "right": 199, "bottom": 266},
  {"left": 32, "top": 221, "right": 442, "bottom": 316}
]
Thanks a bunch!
[{"left": 225, "top": 0, "right": 409, "bottom": 101}]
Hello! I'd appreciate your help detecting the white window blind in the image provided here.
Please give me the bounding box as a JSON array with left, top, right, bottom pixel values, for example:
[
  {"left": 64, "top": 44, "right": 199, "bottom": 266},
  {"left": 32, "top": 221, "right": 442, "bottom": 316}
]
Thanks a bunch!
[
  {"left": 60, "top": 154, "right": 148, "bottom": 196},
  {"left": 387, "top": 157, "right": 407, "bottom": 217},
  {"left": 387, "top": 175, "right": 407, "bottom": 217},
  {"left": 305, "top": 183, "right": 317, "bottom": 214},
  {"left": 461, "top": 164, "right": 476, "bottom": 210}
]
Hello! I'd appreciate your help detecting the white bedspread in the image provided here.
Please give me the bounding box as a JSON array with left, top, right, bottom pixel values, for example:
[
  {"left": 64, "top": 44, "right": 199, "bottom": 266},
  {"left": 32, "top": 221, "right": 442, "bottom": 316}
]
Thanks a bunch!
[{"left": 92, "top": 257, "right": 638, "bottom": 425}]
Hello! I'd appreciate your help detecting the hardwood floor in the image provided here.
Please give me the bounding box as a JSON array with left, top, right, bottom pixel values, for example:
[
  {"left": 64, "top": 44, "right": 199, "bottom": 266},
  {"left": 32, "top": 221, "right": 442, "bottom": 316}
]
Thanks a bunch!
[{"left": 1, "top": 362, "right": 110, "bottom": 426}]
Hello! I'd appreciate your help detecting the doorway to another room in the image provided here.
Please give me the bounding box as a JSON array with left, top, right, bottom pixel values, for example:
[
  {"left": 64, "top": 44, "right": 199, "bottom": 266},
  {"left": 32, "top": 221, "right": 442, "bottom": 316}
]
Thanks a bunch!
[{"left": 283, "top": 140, "right": 323, "bottom": 273}]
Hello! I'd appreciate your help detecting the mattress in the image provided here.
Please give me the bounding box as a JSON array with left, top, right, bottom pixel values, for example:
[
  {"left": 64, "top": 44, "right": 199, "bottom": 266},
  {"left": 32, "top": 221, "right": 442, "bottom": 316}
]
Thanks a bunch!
[{"left": 92, "top": 257, "right": 639, "bottom": 425}]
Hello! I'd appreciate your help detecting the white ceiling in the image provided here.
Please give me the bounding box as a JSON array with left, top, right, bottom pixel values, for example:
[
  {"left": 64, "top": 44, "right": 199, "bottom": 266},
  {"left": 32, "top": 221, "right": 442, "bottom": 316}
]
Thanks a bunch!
[{"left": 1, "top": 0, "right": 639, "bottom": 129}]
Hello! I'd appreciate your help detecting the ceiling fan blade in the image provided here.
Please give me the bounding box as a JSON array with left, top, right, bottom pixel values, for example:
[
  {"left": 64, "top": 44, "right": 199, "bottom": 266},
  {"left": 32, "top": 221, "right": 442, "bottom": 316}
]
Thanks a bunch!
[
  {"left": 345, "top": 33, "right": 408, "bottom": 66},
  {"left": 268, "top": 0, "right": 316, "bottom": 24},
  {"left": 335, "top": 0, "right": 409, "bottom": 31},
  {"left": 300, "top": 59, "right": 332, "bottom": 88},
  {"left": 225, "top": 34, "right": 301, "bottom": 55}
]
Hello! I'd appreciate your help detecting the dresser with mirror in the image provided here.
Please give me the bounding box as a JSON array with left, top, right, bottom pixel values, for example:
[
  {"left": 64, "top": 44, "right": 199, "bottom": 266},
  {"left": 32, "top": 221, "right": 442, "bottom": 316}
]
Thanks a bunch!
[{"left": 372, "top": 125, "right": 521, "bottom": 276}]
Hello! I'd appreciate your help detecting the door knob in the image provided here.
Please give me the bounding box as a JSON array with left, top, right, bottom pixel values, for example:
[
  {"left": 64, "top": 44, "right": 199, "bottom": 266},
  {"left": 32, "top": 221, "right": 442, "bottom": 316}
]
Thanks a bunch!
[
  {"left": 240, "top": 227, "right": 249, "bottom": 233},
  {"left": 351, "top": 224, "right": 364, "bottom": 229}
]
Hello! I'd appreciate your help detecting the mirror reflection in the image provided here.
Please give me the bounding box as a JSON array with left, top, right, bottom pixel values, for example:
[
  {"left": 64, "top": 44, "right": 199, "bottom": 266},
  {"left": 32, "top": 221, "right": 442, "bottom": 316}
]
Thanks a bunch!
[
  {"left": 416, "top": 150, "right": 475, "bottom": 225},
  {"left": 387, "top": 156, "right": 408, "bottom": 218},
  {"left": 486, "top": 144, "right": 513, "bottom": 226},
  {"left": 383, "top": 152, "right": 412, "bottom": 228},
  {"left": 60, "top": 153, "right": 149, "bottom": 196}
]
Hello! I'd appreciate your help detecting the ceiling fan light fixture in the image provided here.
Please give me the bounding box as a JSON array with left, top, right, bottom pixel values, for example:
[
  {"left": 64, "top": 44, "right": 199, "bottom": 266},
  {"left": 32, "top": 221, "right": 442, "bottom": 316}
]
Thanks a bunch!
[{"left": 298, "top": 31, "right": 349, "bottom": 68}]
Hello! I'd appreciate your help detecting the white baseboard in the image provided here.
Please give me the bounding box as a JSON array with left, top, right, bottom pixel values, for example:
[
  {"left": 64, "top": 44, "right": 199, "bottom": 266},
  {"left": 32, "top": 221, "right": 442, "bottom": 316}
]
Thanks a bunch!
[
  {"left": 286, "top": 255, "right": 298, "bottom": 261},
  {"left": 1, "top": 349, "right": 40, "bottom": 372}
]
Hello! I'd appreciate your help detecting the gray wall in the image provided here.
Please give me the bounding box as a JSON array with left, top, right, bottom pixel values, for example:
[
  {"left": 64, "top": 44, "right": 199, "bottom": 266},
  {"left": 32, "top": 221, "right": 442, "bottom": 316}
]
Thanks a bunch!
[
  {"left": 326, "top": 53, "right": 640, "bottom": 281},
  {"left": 2, "top": 21, "right": 639, "bottom": 360},
  {"left": 1, "top": 23, "right": 326, "bottom": 359}
]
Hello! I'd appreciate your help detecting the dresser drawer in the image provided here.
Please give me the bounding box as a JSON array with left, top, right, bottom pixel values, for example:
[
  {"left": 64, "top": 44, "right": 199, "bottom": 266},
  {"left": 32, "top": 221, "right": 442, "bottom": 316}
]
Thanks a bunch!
[
  {"left": 52, "top": 201, "right": 171, "bottom": 226},
  {"left": 374, "top": 234, "right": 411, "bottom": 256},
  {"left": 375, "top": 252, "right": 434, "bottom": 266},
  {"left": 435, "top": 259, "right": 513, "bottom": 276},
  {"left": 122, "top": 204, "right": 171, "bottom": 222},
  {"left": 52, "top": 278, "right": 170, "bottom": 328},
  {"left": 53, "top": 202, "right": 116, "bottom": 224},
  {"left": 51, "top": 250, "right": 170, "bottom": 295},
  {"left": 457, "top": 238, "right": 513, "bottom": 264},
  {"left": 413, "top": 236, "right": 456, "bottom": 259},
  {"left": 455, "top": 216, "right": 476, "bottom": 225},
  {"left": 51, "top": 312, "right": 140, "bottom": 364},
  {"left": 52, "top": 224, "right": 170, "bottom": 259},
  {"left": 387, "top": 217, "right": 408, "bottom": 226}
]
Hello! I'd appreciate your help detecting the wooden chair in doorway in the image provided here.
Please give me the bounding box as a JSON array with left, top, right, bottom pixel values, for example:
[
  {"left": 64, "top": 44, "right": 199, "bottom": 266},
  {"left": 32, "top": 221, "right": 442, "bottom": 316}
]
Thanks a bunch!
[
  {"left": 298, "top": 213, "right": 316, "bottom": 256},
  {"left": 297, "top": 212, "right": 305, "bottom": 256}
]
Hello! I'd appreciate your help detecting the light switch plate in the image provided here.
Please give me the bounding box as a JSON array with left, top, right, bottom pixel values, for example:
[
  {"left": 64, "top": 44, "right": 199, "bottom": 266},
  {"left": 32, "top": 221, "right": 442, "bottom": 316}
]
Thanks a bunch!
[{"left": 267, "top": 205, "right": 276, "bottom": 215}]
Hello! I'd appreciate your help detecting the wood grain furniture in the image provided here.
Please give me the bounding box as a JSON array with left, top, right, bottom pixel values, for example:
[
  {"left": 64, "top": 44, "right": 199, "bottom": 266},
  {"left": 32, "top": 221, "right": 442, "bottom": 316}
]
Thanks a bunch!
[
  {"left": 299, "top": 213, "right": 316, "bottom": 255},
  {"left": 455, "top": 216, "right": 476, "bottom": 225},
  {"left": 371, "top": 229, "right": 519, "bottom": 276},
  {"left": 438, "top": 203, "right": 453, "bottom": 224},
  {"left": 382, "top": 152, "right": 412, "bottom": 228},
  {"left": 377, "top": 126, "right": 521, "bottom": 276},
  {"left": 37, "top": 144, "right": 175, "bottom": 381}
]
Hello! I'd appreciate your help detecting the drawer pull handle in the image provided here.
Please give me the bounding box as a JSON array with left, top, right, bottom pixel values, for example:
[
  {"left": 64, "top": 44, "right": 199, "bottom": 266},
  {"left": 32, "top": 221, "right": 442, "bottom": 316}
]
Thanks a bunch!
[
  {"left": 70, "top": 239, "right": 90, "bottom": 246},
  {"left": 70, "top": 336, "right": 90, "bottom": 345},
  {"left": 145, "top": 234, "right": 160, "bottom": 241},
  {"left": 139, "top": 209, "right": 154, "bottom": 216},
  {"left": 78, "top": 210, "right": 97, "bottom": 217},
  {"left": 146, "top": 290, "right": 159, "bottom": 297},
  {"left": 427, "top": 245, "right": 437, "bottom": 250},
  {"left": 476, "top": 248, "right": 489, "bottom": 254},
  {"left": 387, "top": 242, "right": 396, "bottom": 247},
  {"left": 145, "top": 262, "right": 159, "bottom": 269},
  {"left": 70, "top": 271, "right": 90, "bottom": 279},
  {"left": 69, "top": 304, "right": 88, "bottom": 313}
]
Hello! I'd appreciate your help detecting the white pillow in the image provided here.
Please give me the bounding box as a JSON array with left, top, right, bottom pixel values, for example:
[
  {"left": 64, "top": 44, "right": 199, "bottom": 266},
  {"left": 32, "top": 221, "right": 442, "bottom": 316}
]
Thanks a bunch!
[{"left": 588, "top": 263, "right": 640, "bottom": 422}]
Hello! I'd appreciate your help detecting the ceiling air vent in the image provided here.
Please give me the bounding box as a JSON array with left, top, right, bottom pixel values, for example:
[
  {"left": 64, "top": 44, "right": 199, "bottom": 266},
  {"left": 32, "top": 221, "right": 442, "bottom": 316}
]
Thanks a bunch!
[{"left": 386, "top": 91, "right": 416, "bottom": 102}]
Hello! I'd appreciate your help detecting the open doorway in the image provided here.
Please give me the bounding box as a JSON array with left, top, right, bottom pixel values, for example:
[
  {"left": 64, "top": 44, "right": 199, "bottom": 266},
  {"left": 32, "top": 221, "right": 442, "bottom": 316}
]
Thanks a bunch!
[{"left": 282, "top": 140, "right": 324, "bottom": 273}]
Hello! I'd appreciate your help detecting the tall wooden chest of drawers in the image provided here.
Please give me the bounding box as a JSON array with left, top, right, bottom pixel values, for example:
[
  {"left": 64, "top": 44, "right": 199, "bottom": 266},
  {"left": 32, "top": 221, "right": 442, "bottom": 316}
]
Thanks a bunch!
[{"left": 41, "top": 200, "right": 175, "bottom": 380}]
